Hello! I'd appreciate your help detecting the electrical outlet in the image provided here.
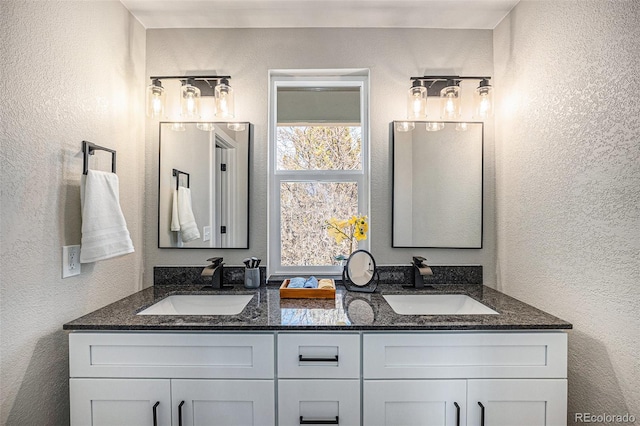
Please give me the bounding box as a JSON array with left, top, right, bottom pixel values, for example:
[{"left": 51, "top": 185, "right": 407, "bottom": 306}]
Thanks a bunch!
[
  {"left": 203, "top": 226, "right": 211, "bottom": 242},
  {"left": 62, "top": 245, "right": 81, "bottom": 278}
]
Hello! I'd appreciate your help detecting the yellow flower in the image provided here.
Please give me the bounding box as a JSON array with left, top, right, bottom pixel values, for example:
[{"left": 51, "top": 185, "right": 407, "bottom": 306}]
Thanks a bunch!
[{"left": 325, "top": 214, "right": 368, "bottom": 247}]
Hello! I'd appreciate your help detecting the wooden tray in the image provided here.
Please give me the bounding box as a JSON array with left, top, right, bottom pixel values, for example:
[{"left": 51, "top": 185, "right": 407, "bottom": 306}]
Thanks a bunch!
[{"left": 279, "top": 279, "right": 336, "bottom": 299}]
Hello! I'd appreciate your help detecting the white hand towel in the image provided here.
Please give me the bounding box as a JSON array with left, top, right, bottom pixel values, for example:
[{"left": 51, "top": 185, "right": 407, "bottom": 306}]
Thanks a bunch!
[
  {"left": 171, "top": 189, "right": 180, "bottom": 232},
  {"left": 80, "top": 170, "right": 134, "bottom": 263},
  {"left": 177, "top": 186, "right": 200, "bottom": 242}
]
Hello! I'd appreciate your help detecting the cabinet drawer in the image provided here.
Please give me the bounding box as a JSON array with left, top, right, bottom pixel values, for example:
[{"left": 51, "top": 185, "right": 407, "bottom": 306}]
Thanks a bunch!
[
  {"left": 69, "top": 332, "right": 274, "bottom": 379},
  {"left": 363, "top": 332, "right": 567, "bottom": 379},
  {"left": 278, "top": 380, "right": 360, "bottom": 426},
  {"left": 278, "top": 333, "right": 360, "bottom": 379}
]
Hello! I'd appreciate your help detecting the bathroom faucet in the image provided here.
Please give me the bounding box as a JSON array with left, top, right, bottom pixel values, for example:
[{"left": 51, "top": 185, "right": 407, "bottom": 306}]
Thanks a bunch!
[
  {"left": 201, "top": 257, "right": 232, "bottom": 290},
  {"left": 404, "top": 256, "right": 433, "bottom": 289}
]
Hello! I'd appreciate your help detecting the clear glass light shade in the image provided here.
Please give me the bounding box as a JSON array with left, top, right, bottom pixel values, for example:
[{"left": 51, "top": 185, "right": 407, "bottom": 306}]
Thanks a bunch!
[
  {"left": 455, "top": 122, "right": 468, "bottom": 131},
  {"left": 396, "top": 121, "right": 415, "bottom": 132},
  {"left": 407, "top": 86, "right": 427, "bottom": 120},
  {"left": 440, "top": 85, "right": 461, "bottom": 119},
  {"left": 170, "top": 122, "right": 186, "bottom": 132},
  {"left": 180, "top": 81, "right": 201, "bottom": 119},
  {"left": 146, "top": 80, "right": 165, "bottom": 118},
  {"left": 474, "top": 84, "right": 493, "bottom": 119},
  {"left": 425, "top": 122, "right": 445, "bottom": 132},
  {"left": 215, "top": 82, "right": 235, "bottom": 118},
  {"left": 196, "top": 122, "right": 215, "bottom": 131},
  {"left": 227, "top": 122, "right": 246, "bottom": 132}
]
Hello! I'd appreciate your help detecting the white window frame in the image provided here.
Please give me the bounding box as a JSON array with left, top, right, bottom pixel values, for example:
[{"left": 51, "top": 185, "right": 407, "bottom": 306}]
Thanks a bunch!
[{"left": 268, "top": 69, "right": 370, "bottom": 276}]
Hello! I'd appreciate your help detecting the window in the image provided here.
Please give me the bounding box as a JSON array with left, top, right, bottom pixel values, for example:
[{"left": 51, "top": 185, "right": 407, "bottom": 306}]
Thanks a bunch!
[{"left": 268, "top": 71, "right": 369, "bottom": 275}]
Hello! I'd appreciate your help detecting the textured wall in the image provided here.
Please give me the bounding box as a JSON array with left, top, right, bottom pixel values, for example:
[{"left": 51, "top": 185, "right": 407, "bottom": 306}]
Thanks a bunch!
[
  {"left": 145, "top": 28, "right": 496, "bottom": 284},
  {"left": 494, "top": 0, "right": 640, "bottom": 420},
  {"left": 0, "top": 1, "right": 145, "bottom": 424}
]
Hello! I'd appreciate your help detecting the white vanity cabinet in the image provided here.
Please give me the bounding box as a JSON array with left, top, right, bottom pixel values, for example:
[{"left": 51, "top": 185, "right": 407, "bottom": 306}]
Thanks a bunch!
[
  {"left": 69, "top": 333, "right": 275, "bottom": 426},
  {"left": 277, "top": 333, "right": 361, "bottom": 426},
  {"left": 363, "top": 332, "right": 568, "bottom": 426},
  {"left": 69, "top": 330, "right": 568, "bottom": 426}
]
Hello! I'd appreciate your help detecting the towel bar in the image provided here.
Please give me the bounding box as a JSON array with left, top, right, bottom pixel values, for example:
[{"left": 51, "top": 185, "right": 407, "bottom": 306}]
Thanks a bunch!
[
  {"left": 172, "top": 168, "right": 190, "bottom": 190},
  {"left": 83, "top": 141, "right": 116, "bottom": 175}
]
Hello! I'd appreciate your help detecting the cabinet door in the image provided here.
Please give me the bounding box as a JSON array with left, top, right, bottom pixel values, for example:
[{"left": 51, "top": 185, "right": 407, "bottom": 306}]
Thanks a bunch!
[
  {"left": 363, "top": 380, "right": 466, "bottom": 426},
  {"left": 70, "top": 378, "right": 171, "bottom": 426},
  {"left": 172, "top": 379, "right": 274, "bottom": 426},
  {"left": 467, "top": 379, "right": 567, "bottom": 426},
  {"left": 278, "top": 380, "right": 360, "bottom": 426}
]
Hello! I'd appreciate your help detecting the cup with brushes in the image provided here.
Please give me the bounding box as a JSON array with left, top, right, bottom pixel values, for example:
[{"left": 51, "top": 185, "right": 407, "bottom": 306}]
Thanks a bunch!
[{"left": 243, "top": 257, "right": 261, "bottom": 289}]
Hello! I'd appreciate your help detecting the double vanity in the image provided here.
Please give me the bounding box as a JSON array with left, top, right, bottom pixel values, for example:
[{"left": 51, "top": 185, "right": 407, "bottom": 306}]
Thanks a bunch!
[{"left": 64, "top": 273, "right": 571, "bottom": 426}]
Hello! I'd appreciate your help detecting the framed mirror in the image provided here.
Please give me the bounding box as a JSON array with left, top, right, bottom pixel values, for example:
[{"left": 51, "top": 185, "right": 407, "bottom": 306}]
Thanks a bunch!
[
  {"left": 392, "top": 121, "right": 483, "bottom": 248},
  {"left": 342, "top": 249, "right": 378, "bottom": 293},
  {"left": 158, "top": 122, "right": 250, "bottom": 248}
]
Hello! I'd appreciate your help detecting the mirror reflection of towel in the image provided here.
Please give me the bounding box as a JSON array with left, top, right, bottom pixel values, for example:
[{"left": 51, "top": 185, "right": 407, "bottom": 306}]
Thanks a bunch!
[
  {"left": 80, "top": 170, "right": 134, "bottom": 263},
  {"left": 171, "top": 187, "right": 200, "bottom": 242}
]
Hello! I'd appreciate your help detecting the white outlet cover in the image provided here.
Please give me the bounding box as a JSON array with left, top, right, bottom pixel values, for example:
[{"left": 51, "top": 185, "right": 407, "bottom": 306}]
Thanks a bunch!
[
  {"left": 62, "top": 245, "right": 81, "bottom": 278},
  {"left": 203, "top": 226, "right": 211, "bottom": 242}
]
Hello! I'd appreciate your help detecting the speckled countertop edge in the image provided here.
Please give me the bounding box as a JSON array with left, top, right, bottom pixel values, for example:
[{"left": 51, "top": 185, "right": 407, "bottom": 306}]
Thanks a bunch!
[{"left": 63, "top": 284, "right": 572, "bottom": 331}]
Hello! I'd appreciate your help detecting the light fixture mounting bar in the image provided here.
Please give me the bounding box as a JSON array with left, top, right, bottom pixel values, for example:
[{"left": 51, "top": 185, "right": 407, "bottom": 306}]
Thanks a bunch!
[
  {"left": 410, "top": 76, "right": 491, "bottom": 97},
  {"left": 149, "top": 76, "right": 231, "bottom": 97}
]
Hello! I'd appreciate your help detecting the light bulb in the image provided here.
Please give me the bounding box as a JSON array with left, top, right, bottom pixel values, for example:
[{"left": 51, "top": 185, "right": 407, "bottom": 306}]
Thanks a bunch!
[
  {"left": 440, "top": 81, "right": 461, "bottom": 119},
  {"left": 170, "top": 122, "right": 186, "bottom": 132},
  {"left": 474, "top": 79, "right": 493, "bottom": 119},
  {"left": 180, "top": 79, "right": 201, "bottom": 119},
  {"left": 407, "top": 82, "right": 427, "bottom": 120},
  {"left": 455, "top": 122, "right": 468, "bottom": 131},
  {"left": 146, "top": 79, "right": 165, "bottom": 118},
  {"left": 215, "top": 78, "right": 235, "bottom": 118}
]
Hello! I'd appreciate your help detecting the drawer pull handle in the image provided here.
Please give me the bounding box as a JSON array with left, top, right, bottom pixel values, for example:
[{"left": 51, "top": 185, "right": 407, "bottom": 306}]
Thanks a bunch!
[
  {"left": 178, "top": 401, "right": 185, "bottom": 426},
  {"left": 299, "top": 415, "right": 339, "bottom": 424},
  {"left": 298, "top": 355, "right": 339, "bottom": 362},
  {"left": 454, "top": 402, "right": 460, "bottom": 426},
  {"left": 152, "top": 401, "right": 160, "bottom": 426},
  {"left": 478, "top": 401, "right": 485, "bottom": 426}
]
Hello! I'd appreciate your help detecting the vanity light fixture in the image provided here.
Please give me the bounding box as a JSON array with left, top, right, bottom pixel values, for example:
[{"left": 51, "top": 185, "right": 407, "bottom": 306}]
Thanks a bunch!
[
  {"left": 404, "top": 75, "right": 493, "bottom": 122},
  {"left": 145, "top": 75, "right": 233, "bottom": 120}
]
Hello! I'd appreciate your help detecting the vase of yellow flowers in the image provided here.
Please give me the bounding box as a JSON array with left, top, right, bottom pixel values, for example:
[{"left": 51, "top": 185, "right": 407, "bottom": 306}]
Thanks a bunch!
[{"left": 325, "top": 214, "right": 369, "bottom": 264}]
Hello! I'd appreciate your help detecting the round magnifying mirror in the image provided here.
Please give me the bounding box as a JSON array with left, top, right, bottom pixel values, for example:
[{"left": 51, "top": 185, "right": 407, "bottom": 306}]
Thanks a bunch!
[{"left": 346, "top": 250, "right": 376, "bottom": 287}]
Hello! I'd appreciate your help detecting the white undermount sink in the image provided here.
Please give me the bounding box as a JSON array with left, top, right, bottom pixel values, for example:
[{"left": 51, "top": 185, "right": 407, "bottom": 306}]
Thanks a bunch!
[
  {"left": 382, "top": 294, "right": 499, "bottom": 315},
  {"left": 137, "top": 294, "right": 254, "bottom": 316}
]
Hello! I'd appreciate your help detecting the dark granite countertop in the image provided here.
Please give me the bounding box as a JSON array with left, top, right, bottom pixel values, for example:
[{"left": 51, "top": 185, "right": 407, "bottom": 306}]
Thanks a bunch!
[{"left": 63, "top": 284, "right": 572, "bottom": 331}]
